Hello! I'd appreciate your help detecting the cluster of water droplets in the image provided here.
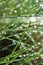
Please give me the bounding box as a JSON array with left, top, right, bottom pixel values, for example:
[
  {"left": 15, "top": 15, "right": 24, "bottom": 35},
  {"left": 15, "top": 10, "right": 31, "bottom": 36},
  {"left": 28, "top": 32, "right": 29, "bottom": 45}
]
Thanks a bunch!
[{"left": 0, "top": 0, "right": 43, "bottom": 17}]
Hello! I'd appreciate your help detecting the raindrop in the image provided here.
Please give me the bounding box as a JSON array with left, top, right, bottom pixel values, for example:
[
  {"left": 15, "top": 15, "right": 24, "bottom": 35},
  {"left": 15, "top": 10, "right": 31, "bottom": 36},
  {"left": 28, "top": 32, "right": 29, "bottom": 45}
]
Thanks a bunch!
[
  {"left": 36, "top": 0, "right": 39, "bottom": 2},
  {"left": 13, "top": 40, "right": 16, "bottom": 45},
  {"left": 19, "top": 26, "right": 22, "bottom": 29},
  {"left": 33, "top": 30, "right": 37, "bottom": 33},
  {"left": 5, "top": 7, "right": 8, "bottom": 10},
  {"left": 40, "top": 4, "right": 43, "bottom": 9},
  {"left": 31, "top": 54, "right": 34, "bottom": 56},
  {"left": 11, "top": 24, "right": 14, "bottom": 26},
  {"left": 14, "top": 10, "right": 17, "bottom": 13},
  {"left": 36, "top": 57, "right": 39, "bottom": 59},
  {"left": 34, "top": 26, "right": 37, "bottom": 28},
  {"left": 40, "top": 54, "right": 43, "bottom": 59},
  {"left": 38, "top": 42, "right": 41, "bottom": 45},
  {"left": 25, "top": 0, "right": 28, "bottom": 2},
  {"left": 32, "top": 46, "right": 35, "bottom": 48},
  {"left": 23, "top": 54, "right": 26, "bottom": 57},
  {"left": 26, "top": 54, "right": 29, "bottom": 56},
  {"left": 25, "top": 10, "right": 27, "bottom": 12},
  {"left": 16, "top": 4, "right": 20, "bottom": 8},
  {"left": 19, "top": 55, "right": 22, "bottom": 57}
]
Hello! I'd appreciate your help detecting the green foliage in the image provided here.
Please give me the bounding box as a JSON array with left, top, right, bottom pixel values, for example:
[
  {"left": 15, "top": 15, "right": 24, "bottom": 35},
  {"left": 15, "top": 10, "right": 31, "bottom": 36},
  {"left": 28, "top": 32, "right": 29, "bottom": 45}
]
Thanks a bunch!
[
  {"left": 0, "top": 17, "right": 43, "bottom": 65},
  {"left": 0, "top": 0, "right": 43, "bottom": 65},
  {"left": 0, "top": 0, "right": 43, "bottom": 17}
]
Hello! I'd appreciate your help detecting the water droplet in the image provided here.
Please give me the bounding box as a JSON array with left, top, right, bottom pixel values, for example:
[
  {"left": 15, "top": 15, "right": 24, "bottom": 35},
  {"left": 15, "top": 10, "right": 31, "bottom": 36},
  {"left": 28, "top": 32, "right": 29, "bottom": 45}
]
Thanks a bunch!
[
  {"left": 34, "top": 26, "right": 37, "bottom": 28},
  {"left": 14, "top": 10, "right": 17, "bottom": 13},
  {"left": 36, "top": 57, "right": 39, "bottom": 59},
  {"left": 16, "top": 4, "right": 20, "bottom": 8},
  {"left": 13, "top": 40, "right": 16, "bottom": 45},
  {"left": 23, "top": 54, "right": 26, "bottom": 57},
  {"left": 36, "top": 0, "right": 39, "bottom": 2},
  {"left": 25, "top": 10, "right": 27, "bottom": 12},
  {"left": 40, "top": 4, "right": 43, "bottom": 9},
  {"left": 38, "top": 42, "right": 41, "bottom": 45},
  {"left": 5, "top": 7, "right": 8, "bottom": 10},
  {"left": 25, "top": 0, "right": 28, "bottom": 2},
  {"left": 19, "top": 55, "right": 22, "bottom": 57}
]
